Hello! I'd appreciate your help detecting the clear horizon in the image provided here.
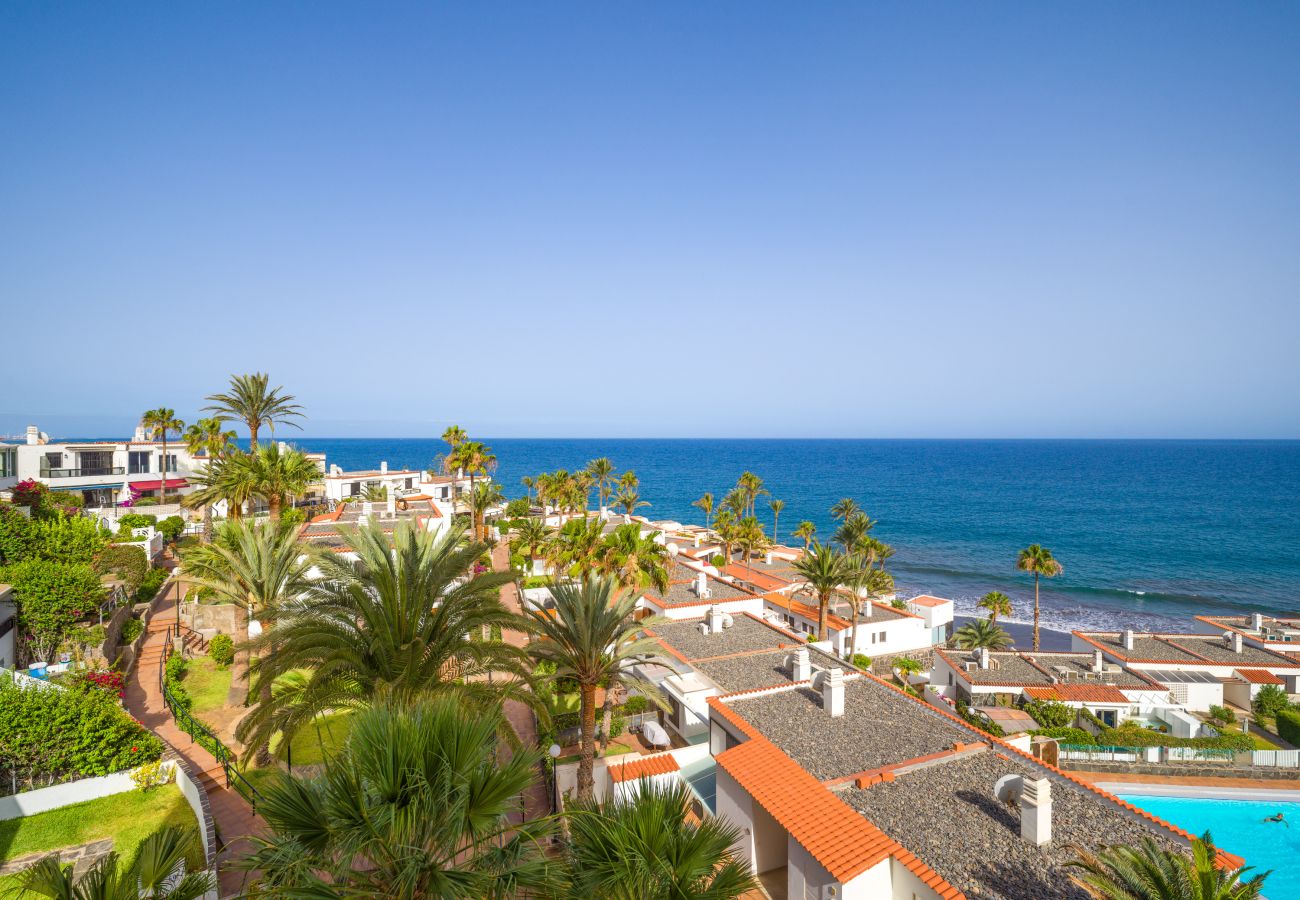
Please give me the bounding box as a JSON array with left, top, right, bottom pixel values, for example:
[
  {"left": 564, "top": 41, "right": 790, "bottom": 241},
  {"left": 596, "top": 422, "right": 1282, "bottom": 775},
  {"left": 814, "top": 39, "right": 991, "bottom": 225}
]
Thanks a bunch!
[{"left": 4, "top": 3, "right": 1299, "bottom": 439}]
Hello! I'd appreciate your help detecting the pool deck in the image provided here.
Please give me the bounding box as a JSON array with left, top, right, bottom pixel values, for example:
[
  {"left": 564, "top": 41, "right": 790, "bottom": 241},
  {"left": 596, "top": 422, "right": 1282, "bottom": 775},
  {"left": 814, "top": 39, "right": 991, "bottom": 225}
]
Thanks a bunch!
[{"left": 1093, "top": 777, "right": 1300, "bottom": 803}]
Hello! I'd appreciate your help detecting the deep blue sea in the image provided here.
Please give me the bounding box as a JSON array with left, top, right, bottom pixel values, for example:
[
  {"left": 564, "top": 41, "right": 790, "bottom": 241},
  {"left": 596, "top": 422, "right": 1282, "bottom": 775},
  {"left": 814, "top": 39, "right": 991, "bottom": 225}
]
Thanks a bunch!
[{"left": 295, "top": 439, "right": 1300, "bottom": 634}]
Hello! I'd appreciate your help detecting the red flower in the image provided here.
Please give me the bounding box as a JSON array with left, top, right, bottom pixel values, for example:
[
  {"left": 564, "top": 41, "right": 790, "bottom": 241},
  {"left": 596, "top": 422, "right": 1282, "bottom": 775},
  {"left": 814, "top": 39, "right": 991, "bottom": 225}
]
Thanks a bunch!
[{"left": 131, "top": 746, "right": 138, "bottom": 752}]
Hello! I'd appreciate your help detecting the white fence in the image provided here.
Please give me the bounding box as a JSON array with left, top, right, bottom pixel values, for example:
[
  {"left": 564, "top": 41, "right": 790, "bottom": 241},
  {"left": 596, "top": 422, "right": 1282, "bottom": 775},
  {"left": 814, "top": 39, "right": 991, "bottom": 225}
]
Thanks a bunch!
[{"left": 1251, "top": 749, "right": 1300, "bottom": 768}]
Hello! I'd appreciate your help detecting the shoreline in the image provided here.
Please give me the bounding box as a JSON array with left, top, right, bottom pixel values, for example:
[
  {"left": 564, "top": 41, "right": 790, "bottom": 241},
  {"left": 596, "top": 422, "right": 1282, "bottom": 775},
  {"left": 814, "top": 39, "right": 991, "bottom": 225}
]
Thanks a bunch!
[{"left": 952, "top": 615, "right": 1074, "bottom": 652}]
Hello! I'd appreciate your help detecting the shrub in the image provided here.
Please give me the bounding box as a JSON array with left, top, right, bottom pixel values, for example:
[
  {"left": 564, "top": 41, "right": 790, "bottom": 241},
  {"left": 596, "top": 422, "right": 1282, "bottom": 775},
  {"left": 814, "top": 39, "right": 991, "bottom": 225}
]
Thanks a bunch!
[
  {"left": 116, "top": 513, "right": 158, "bottom": 531},
  {"left": 0, "top": 502, "right": 38, "bottom": 564},
  {"left": 891, "top": 598, "right": 908, "bottom": 610},
  {"left": 621, "top": 694, "right": 649, "bottom": 715},
  {"left": 10, "top": 479, "right": 49, "bottom": 510},
  {"left": 0, "top": 558, "right": 106, "bottom": 663},
  {"left": 131, "top": 760, "right": 174, "bottom": 791},
  {"left": 710, "top": 555, "right": 726, "bottom": 568},
  {"left": 279, "top": 507, "right": 307, "bottom": 529},
  {"left": 0, "top": 676, "right": 163, "bottom": 787},
  {"left": 157, "top": 515, "right": 185, "bottom": 542},
  {"left": 1254, "top": 684, "right": 1291, "bottom": 719},
  {"left": 505, "top": 498, "right": 530, "bottom": 518},
  {"left": 852, "top": 654, "right": 872, "bottom": 670},
  {"left": 1208, "top": 704, "right": 1235, "bottom": 726},
  {"left": 164, "top": 654, "right": 192, "bottom": 712},
  {"left": 1276, "top": 709, "right": 1300, "bottom": 747},
  {"left": 1029, "top": 726, "right": 1095, "bottom": 745},
  {"left": 1097, "top": 725, "right": 1254, "bottom": 751},
  {"left": 137, "top": 567, "right": 169, "bottom": 603},
  {"left": 609, "top": 713, "right": 627, "bottom": 740},
  {"left": 133, "top": 497, "right": 159, "bottom": 507},
  {"left": 120, "top": 617, "right": 144, "bottom": 645},
  {"left": 552, "top": 711, "right": 581, "bottom": 733},
  {"left": 208, "top": 633, "right": 235, "bottom": 668},
  {"left": 93, "top": 543, "right": 149, "bottom": 595},
  {"left": 1023, "top": 699, "right": 1075, "bottom": 729},
  {"left": 76, "top": 669, "right": 127, "bottom": 699},
  {"left": 68, "top": 622, "right": 108, "bottom": 650},
  {"left": 32, "top": 515, "right": 110, "bottom": 564}
]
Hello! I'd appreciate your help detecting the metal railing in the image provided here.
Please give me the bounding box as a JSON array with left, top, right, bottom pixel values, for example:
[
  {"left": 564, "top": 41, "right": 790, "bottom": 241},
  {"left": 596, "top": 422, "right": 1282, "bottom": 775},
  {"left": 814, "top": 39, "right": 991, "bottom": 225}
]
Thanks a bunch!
[
  {"left": 43, "top": 466, "right": 126, "bottom": 478},
  {"left": 158, "top": 626, "right": 265, "bottom": 813}
]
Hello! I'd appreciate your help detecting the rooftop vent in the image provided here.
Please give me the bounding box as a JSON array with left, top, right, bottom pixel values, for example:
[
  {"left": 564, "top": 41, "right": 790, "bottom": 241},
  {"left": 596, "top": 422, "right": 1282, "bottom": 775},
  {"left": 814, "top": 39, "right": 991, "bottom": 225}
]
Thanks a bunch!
[
  {"left": 380, "top": 461, "right": 388, "bottom": 474},
  {"left": 1232, "top": 632, "right": 1244, "bottom": 654},
  {"left": 994, "top": 774, "right": 1052, "bottom": 846},
  {"left": 815, "top": 667, "right": 845, "bottom": 718},
  {"left": 1093, "top": 649, "right": 1104, "bottom": 673},
  {"left": 706, "top": 605, "right": 732, "bottom": 632},
  {"left": 694, "top": 572, "right": 711, "bottom": 600},
  {"left": 785, "top": 647, "right": 811, "bottom": 682},
  {"left": 979, "top": 648, "right": 991, "bottom": 670},
  {"left": 1253, "top": 613, "right": 1265, "bottom": 631},
  {"left": 1122, "top": 630, "right": 1135, "bottom": 651}
]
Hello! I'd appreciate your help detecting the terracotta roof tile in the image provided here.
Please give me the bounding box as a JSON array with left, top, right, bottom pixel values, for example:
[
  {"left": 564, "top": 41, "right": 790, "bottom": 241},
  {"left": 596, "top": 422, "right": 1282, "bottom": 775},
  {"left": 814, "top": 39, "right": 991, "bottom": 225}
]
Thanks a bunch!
[
  {"left": 608, "top": 752, "right": 680, "bottom": 783},
  {"left": 1235, "top": 668, "right": 1284, "bottom": 685},
  {"left": 1024, "top": 684, "right": 1131, "bottom": 703},
  {"left": 908, "top": 594, "right": 951, "bottom": 608},
  {"left": 762, "top": 592, "right": 851, "bottom": 631}
]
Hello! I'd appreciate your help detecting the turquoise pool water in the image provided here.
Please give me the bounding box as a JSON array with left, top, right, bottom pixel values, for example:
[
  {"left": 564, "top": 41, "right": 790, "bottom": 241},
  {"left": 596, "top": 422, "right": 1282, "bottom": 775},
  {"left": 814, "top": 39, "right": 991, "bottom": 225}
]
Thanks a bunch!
[{"left": 1118, "top": 794, "right": 1300, "bottom": 899}]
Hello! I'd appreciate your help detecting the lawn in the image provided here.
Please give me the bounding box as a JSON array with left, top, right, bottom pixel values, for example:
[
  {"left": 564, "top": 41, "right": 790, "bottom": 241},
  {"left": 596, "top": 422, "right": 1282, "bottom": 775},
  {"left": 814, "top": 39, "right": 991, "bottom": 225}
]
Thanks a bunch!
[
  {"left": 180, "top": 655, "right": 233, "bottom": 724},
  {"left": 0, "top": 785, "right": 198, "bottom": 889},
  {"left": 269, "top": 710, "right": 355, "bottom": 767},
  {"left": 1218, "top": 720, "right": 1280, "bottom": 750}
]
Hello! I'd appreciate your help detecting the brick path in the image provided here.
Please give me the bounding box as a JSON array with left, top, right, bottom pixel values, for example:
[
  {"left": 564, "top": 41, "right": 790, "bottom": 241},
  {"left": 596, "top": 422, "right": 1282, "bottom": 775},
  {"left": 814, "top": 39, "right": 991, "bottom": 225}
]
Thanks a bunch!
[
  {"left": 492, "top": 542, "right": 554, "bottom": 824},
  {"left": 124, "top": 577, "right": 262, "bottom": 898}
]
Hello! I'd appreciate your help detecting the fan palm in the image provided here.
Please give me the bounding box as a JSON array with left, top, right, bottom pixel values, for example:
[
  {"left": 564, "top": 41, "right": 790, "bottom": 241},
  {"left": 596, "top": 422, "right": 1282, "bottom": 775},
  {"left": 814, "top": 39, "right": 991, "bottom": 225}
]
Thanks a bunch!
[
  {"left": 236, "top": 521, "right": 529, "bottom": 760},
  {"left": 566, "top": 781, "right": 758, "bottom": 899},
  {"left": 1017, "top": 544, "right": 1063, "bottom": 651},
  {"left": 232, "top": 441, "right": 320, "bottom": 521},
  {"left": 1067, "top": 831, "right": 1267, "bottom": 900},
  {"left": 977, "top": 590, "right": 1013, "bottom": 624},
  {"left": 141, "top": 407, "right": 184, "bottom": 503},
  {"left": 692, "top": 493, "right": 714, "bottom": 530},
  {"left": 600, "top": 523, "right": 670, "bottom": 595},
  {"left": 830, "top": 497, "right": 860, "bottom": 523},
  {"left": 548, "top": 516, "right": 607, "bottom": 579},
  {"left": 463, "top": 479, "right": 505, "bottom": 541},
  {"left": 203, "top": 372, "right": 304, "bottom": 450},
  {"left": 182, "top": 418, "right": 235, "bottom": 541},
  {"left": 791, "top": 541, "right": 853, "bottom": 641},
  {"left": 237, "top": 699, "right": 556, "bottom": 899},
  {"left": 793, "top": 520, "right": 816, "bottom": 550},
  {"left": 184, "top": 518, "right": 316, "bottom": 763},
  {"left": 526, "top": 576, "right": 669, "bottom": 799},
  {"left": 768, "top": 498, "right": 784, "bottom": 543},
  {"left": 441, "top": 424, "right": 468, "bottom": 450},
  {"left": 9, "top": 825, "right": 213, "bottom": 899},
  {"left": 953, "top": 617, "right": 1013, "bottom": 650},
  {"left": 586, "top": 458, "right": 617, "bottom": 513},
  {"left": 510, "top": 517, "right": 551, "bottom": 569}
]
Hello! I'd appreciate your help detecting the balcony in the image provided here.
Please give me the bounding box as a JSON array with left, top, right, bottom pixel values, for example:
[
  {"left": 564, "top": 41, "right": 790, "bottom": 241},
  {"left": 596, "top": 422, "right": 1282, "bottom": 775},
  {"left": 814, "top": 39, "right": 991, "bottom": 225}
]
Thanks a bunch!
[{"left": 43, "top": 467, "right": 127, "bottom": 478}]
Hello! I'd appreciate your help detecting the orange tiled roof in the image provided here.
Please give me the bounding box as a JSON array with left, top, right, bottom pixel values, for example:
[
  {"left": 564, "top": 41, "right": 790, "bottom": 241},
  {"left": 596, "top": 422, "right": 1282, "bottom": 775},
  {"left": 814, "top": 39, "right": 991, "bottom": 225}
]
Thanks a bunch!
[
  {"left": 723, "top": 563, "right": 793, "bottom": 592},
  {"left": 608, "top": 752, "right": 680, "bottom": 783},
  {"left": 1023, "top": 684, "right": 1130, "bottom": 703},
  {"left": 716, "top": 738, "right": 962, "bottom": 896},
  {"left": 1235, "top": 668, "right": 1284, "bottom": 685},
  {"left": 908, "top": 594, "right": 950, "bottom": 608},
  {"left": 762, "top": 592, "right": 851, "bottom": 631}
]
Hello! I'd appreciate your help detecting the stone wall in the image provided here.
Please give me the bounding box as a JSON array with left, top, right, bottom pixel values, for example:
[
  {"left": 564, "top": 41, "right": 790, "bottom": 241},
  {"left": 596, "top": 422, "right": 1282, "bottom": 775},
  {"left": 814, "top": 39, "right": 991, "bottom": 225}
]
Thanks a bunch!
[
  {"left": 868, "top": 646, "right": 938, "bottom": 675},
  {"left": 0, "top": 838, "right": 114, "bottom": 878},
  {"left": 186, "top": 602, "right": 241, "bottom": 642}
]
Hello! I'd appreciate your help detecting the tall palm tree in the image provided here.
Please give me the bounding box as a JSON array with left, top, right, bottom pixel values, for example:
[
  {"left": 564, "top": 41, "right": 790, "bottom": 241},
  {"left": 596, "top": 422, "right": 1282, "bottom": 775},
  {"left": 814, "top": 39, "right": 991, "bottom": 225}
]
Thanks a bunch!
[
  {"left": 526, "top": 576, "right": 668, "bottom": 799},
  {"left": 840, "top": 555, "right": 893, "bottom": 659},
  {"left": 510, "top": 518, "right": 551, "bottom": 569},
  {"left": 833, "top": 510, "right": 874, "bottom": 553},
  {"left": 713, "top": 511, "right": 739, "bottom": 564},
  {"left": 10, "top": 825, "right": 214, "bottom": 899},
  {"left": 600, "top": 523, "right": 670, "bottom": 595},
  {"left": 182, "top": 417, "right": 235, "bottom": 541},
  {"left": 203, "top": 372, "right": 304, "bottom": 450},
  {"left": 977, "top": 590, "right": 1013, "bottom": 624},
  {"left": 1067, "top": 831, "right": 1267, "bottom": 900},
  {"left": 520, "top": 474, "right": 536, "bottom": 506},
  {"left": 830, "top": 497, "right": 860, "bottom": 524},
  {"left": 575, "top": 471, "right": 594, "bottom": 515},
  {"left": 614, "top": 487, "right": 649, "bottom": 521},
  {"left": 238, "top": 700, "right": 556, "bottom": 899},
  {"left": 232, "top": 442, "right": 321, "bottom": 521},
  {"left": 463, "top": 479, "right": 505, "bottom": 541},
  {"left": 793, "top": 520, "right": 816, "bottom": 550},
  {"left": 441, "top": 424, "right": 468, "bottom": 451},
  {"left": 791, "top": 541, "right": 852, "bottom": 641},
  {"left": 547, "top": 516, "right": 607, "bottom": 580},
  {"left": 721, "top": 488, "right": 746, "bottom": 521},
  {"left": 735, "top": 516, "right": 768, "bottom": 563},
  {"left": 236, "top": 521, "right": 528, "bottom": 759},
  {"left": 449, "top": 440, "right": 496, "bottom": 505},
  {"left": 692, "top": 492, "right": 714, "bottom": 530},
  {"left": 141, "top": 408, "right": 184, "bottom": 503},
  {"left": 586, "top": 457, "right": 617, "bottom": 513},
  {"left": 736, "top": 472, "right": 767, "bottom": 518},
  {"left": 184, "top": 518, "right": 316, "bottom": 763},
  {"left": 953, "top": 617, "right": 1013, "bottom": 650},
  {"left": 566, "top": 781, "right": 758, "bottom": 899},
  {"left": 768, "top": 499, "right": 785, "bottom": 544},
  {"left": 1017, "top": 544, "right": 1063, "bottom": 651}
]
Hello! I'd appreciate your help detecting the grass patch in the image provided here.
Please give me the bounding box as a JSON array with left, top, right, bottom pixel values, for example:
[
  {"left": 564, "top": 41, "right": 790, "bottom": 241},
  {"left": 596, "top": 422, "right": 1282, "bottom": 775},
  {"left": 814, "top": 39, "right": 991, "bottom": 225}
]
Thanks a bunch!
[
  {"left": 547, "top": 693, "right": 580, "bottom": 715},
  {"left": 1220, "top": 721, "right": 1280, "bottom": 750},
  {"left": 269, "top": 711, "right": 355, "bottom": 767},
  {"left": 180, "top": 655, "right": 233, "bottom": 724},
  {"left": 0, "top": 785, "right": 198, "bottom": 890}
]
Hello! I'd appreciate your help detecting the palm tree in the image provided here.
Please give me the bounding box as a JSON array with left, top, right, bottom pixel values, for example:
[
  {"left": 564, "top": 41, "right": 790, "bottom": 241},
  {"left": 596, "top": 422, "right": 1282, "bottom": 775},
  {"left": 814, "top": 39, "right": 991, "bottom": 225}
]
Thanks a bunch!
[
  {"left": 586, "top": 457, "right": 617, "bottom": 513},
  {"left": 953, "top": 617, "right": 1013, "bottom": 650},
  {"left": 791, "top": 541, "right": 852, "bottom": 641},
  {"left": 841, "top": 556, "right": 893, "bottom": 660},
  {"left": 735, "top": 516, "right": 768, "bottom": 563},
  {"left": 449, "top": 440, "right": 496, "bottom": 506},
  {"left": 520, "top": 474, "right": 536, "bottom": 507},
  {"left": 203, "top": 372, "right": 304, "bottom": 450},
  {"left": 510, "top": 518, "right": 551, "bottom": 570},
  {"left": 565, "top": 781, "right": 758, "bottom": 899},
  {"left": 736, "top": 472, "right": 767, "bottom": 518},
  {"left": 600, "top": 523, "right": 670, "bottom": 595},
  {"left": 141, "top": 407, "right": 184, "bottom": 503},
  {"left": 463, "top": 479, "right": 505, "bottom": 541},
  {"left": 184, "top": 518, "right": 316, "bottom": 763},
  {"left": 830, "top": 497, "right": 860, "bottom": 524},
  {"left": 238, "top": 700, "right": 555, "bottom": 898},
  {"left": 1067, "top": 831, "right": 1267, "bottom": 900},
  {"left": 713, "top": 511, "right": 739, "bottom": 564},
  {"left": 236, "top": 521, "right": 528, "bottom": 759},
  {"left": 893, "top": 656, "right": 923, "bottom": 685},
  {"left": 231, "top": 442, "right": 320, "bottom": 522},
  {"left": 977, "top": 590, "right": 1013, "bottom": 624},
  {"left": 441, "top": 424, "right": 468, "bottom": 451},
  {"left": 182, "top": 417, "right": 235, "bottom": 541},
  {"left": 1017, "top": 544, "right": 1063, "bottom": 651},
  {"left": 692, "top": 492, "right": 715, "bottom": 530},
  {"left": 547, "top": 516, "right": 607, "bottom": 580},
  {"left": 358, "top": 482, "right": 388, "bottom": 502},
  {"left": 10, "top": 825, "right": 214, "bottom": 899},
  {"left": 769, "top": 499, "right": 785, "bottom": 544},
  {"left": 793, "top": 520, "right": 816, "bottom": 550},
  {"left": 615, "top": 487, "right": 649, "bottom": 521},
  {"left": 526, "top": 576, "right": 669, "bottom": 799},
  {"left": 721, "top": 487, "right": 746, "bottom": 521},
  {"left": 833, "top": 510, "right": 874, "bottom": 553}
]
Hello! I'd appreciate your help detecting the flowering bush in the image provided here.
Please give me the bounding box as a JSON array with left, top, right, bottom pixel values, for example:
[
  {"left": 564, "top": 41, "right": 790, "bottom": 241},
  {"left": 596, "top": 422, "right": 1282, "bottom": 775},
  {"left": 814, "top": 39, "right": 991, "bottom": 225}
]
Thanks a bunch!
[
  {"left": 0, "top": 557, "right": 106, "bottom": 663},
  {"left": 11, "top": 479, "right": 48, "bottom": 508},
  {"left": 77, "top": 669, "right": 127, "bottom": 699}
]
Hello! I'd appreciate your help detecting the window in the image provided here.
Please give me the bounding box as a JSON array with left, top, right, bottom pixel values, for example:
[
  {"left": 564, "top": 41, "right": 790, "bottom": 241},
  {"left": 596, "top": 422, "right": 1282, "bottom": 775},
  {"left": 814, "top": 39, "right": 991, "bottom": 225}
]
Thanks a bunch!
[
  {"left": 349, "top": 482, "right": 360, "bottom": 497},
  {"left": 948, "top": 672, "right": 954, "bottom": 686},
  {"left": 0, "top": 447, "right": 14, "bottom": 478},
  {"left": 129, "top": 451, "right": 151, "bottom": 474},
  {"left": 43, "top": 451, "right": 63, "bottom": 471},
  {"left": 404, "top": 478, "right": 413, "bottom": 490},
  {"left": 158, "top": 454, "right": 177, "bottom": 473},
  {"left": 1098, "top": 709, "right": 1118, "bottom": 727},
  {"left": 878, "top": 630, "right": 886, "bottom": 642}
]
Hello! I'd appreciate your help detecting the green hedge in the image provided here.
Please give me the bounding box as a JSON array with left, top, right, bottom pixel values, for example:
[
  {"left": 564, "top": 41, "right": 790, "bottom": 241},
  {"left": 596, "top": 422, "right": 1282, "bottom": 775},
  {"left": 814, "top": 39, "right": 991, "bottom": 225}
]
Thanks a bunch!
[
  {"left": 137, "top": 567, "right": 168, "bottom": 603},
  {"left": 1276, "top": 709, "right": 1300, "bottom": 747},
  {"left": 0, "top": 558, "right": 106, "bottom": 663},
  {"left": 93, "top": 544, "right": 149, "bottom": 596},
  {"left": 1096, "top": 725, "right": 1254, "bottom": 752},
  {"left": 1029, "top": 726, "right": 1095, "bottom": 745},
  {"left": 0, "top": 676, "right": 163, "bottom": 787}
]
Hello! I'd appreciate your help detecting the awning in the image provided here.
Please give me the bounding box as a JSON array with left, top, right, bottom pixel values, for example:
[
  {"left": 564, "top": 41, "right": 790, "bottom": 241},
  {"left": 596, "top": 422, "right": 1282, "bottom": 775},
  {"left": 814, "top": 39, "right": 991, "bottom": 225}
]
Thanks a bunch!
[
  {"left": 128, "top": 478, "right": 189, "bottom": 492},
  {"left": 57, "top": 483, "right": 125, "bottom": 492}
]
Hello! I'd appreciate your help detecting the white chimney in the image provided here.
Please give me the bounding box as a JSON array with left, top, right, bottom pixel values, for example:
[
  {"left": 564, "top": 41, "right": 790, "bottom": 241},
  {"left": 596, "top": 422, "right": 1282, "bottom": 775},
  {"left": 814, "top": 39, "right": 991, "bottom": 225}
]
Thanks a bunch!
[
  {"left": 765, "top": 550, "right": 774, "bottom": 565},
  {"left": 695, "top": 572, "right": 711, "bottom": 599},
  {"left": 707, "top": 605, "right": 725, "bottom": 633},
  {"left": 330, "top": 464, "right": 342, "bottom": 476},
  {"left": 363, "top": 502, "right": 373, "bottom": 517},
  {"left": 386, "top": 492, "right": 397, "bottom": 516},
  {"left": 1252, "top": 613, "right": 1264, "bottom": 631},
  {"left": 693, "top": 534, "right": 701, "bottom": 548},
  {"left": 1122, "top": 630, "right": 1135, "bottom": 651},
  {"left": 380, "top": 460, "right": 388, "bottom": 474},
  {"left": 792, "top": 647, "right": 811, "bottom": 682},
  {"left": 822, "top": 667, "right": 845, "bottom": 718},
  {"left": 979, "top": 647, "right": 991, "bottom": 669},
  {"left": 1093, "top": 650, "right": 1104, "bottom": 673},
  {"left": 129, "top": 423, "right": 146, "bottom": 443},
  {"left": 1021, "top": 777, "right": 1052, "bottom": 846},
  {"left": 863, "top": 591, "right": 873, "bottom": 618},
  {"left": 1232, "top": 633, "right": 1244, "bottom": 654}
]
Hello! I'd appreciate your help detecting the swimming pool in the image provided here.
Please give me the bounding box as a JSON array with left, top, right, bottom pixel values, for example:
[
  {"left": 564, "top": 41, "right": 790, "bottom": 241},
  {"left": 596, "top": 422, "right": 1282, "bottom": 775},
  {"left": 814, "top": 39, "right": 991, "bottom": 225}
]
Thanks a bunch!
[{"left": 1118, "top": 794, "right": 1300, "bottom": 900}]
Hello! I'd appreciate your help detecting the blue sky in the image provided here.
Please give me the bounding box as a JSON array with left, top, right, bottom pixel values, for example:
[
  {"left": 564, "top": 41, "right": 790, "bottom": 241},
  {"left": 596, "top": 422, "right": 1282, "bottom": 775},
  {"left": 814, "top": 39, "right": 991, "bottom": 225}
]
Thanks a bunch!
[{"left": 2, "top": 3, "right": 1298, "bottom": 439}]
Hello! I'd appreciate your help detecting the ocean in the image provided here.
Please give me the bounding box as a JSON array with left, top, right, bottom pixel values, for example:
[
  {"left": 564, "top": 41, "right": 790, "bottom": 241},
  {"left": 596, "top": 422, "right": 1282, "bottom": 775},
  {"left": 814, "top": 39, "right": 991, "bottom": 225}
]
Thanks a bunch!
[{"left": 294, "top": 438, "right": 1300, "bottom": 635}]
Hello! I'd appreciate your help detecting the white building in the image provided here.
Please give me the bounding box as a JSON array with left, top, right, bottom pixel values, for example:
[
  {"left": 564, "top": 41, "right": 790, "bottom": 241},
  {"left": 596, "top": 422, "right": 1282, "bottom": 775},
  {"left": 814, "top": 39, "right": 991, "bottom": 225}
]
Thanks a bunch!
[{"left": 0, "top": 585, "right": 16, "bottom": 671}]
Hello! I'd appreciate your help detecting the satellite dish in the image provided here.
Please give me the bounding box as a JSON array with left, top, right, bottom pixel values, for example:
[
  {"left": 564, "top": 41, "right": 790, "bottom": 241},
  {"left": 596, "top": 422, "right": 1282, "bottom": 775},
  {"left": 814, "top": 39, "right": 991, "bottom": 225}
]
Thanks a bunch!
[{"left": 993, "top": 774, "right": 1024, "bottom": 805}]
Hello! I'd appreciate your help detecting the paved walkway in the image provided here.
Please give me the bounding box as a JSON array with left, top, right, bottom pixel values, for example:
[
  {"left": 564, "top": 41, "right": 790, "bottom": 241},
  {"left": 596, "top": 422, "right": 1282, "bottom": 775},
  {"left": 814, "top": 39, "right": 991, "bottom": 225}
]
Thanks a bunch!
[
  {"left": 124, "top": 576, "right": 262, "bottom": 898},
  {"left": 492, "top": 542, "right": 553, "bottom": 824}
]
